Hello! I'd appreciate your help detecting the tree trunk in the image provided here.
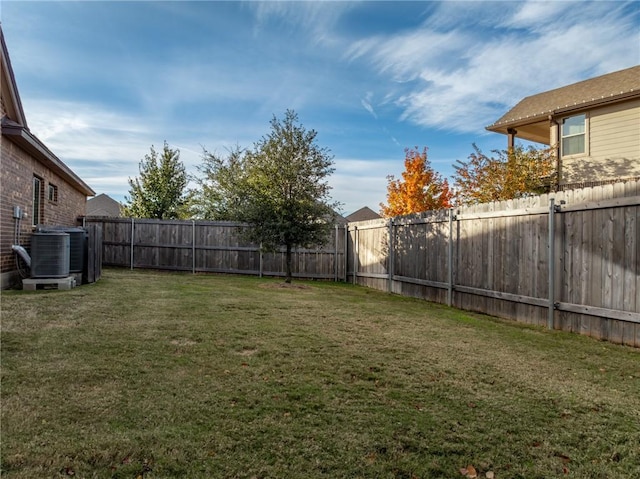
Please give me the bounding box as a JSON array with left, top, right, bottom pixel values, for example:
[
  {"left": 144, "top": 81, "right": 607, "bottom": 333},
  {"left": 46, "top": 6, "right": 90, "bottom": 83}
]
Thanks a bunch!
[{"left": 285, "top": 243, "right": 293, "bottom": 283}]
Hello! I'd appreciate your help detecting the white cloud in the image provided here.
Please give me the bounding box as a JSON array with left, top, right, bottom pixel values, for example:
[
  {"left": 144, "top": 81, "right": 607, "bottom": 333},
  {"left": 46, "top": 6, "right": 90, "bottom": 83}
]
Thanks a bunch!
[
  {"left": 505, "top": 1, "right": 573, "bottom": 28},
  {"left": 360, "top": 91, "right": 377, "bottom": 118},
  {"left": 248, "top": 1, "right": 356, "bottom": 46},
  {"left": 345, "top": 2, "right": 639, "bottom": 133},
  {"left": 21, "top": 99, "right": 208, "bottom": 199},
  {"left": 347, "top": 29, "right": 468, "bottom": 81}
]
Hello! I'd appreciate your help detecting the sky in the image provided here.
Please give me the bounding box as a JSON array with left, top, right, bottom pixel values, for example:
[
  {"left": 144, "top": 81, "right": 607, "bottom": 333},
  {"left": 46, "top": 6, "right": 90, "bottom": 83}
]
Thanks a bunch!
[{"left": 1, "top": 1, "right": 639, "bottom": 216}]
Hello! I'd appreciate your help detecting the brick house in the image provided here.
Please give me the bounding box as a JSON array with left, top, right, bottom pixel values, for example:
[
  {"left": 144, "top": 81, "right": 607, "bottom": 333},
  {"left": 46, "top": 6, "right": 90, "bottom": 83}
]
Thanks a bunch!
[
  {"left": 1, "top": 27, "right": 95, "bottom": 289},
  {"left": 486, "top": 65, "right": 640, "bottom": 189}
]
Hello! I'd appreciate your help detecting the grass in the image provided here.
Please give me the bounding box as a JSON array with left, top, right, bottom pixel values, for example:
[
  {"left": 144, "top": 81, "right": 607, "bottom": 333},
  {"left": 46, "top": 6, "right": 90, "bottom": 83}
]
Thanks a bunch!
[{"left": 1, "top": 268, "right": 639, "bottom": 479}]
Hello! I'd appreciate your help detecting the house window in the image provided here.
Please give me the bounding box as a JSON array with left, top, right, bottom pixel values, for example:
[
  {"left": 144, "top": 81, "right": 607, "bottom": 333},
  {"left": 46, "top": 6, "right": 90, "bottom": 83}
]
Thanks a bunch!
[
  {"left": 33, "top": 176, "right": 43, "bottom": 226},
  {"left": 48, "top": 183, "right": 58, "bottom": 203},
  {"left": 561, "top": 114, "right": 586, "bottom": 156}
]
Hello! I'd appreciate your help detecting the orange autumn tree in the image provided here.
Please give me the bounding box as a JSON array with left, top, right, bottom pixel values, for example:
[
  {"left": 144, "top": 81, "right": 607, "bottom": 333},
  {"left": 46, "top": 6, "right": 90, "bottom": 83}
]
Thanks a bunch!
[
  {"left": 453, "top": 143, "right": 557, "bottom": 205},
  {"left": 380, "top": 147, "right": 452, "bottom": 217}
]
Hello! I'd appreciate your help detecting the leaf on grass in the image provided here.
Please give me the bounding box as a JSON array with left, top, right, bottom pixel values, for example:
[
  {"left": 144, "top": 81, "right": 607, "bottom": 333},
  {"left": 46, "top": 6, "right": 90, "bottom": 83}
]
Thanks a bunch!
[
  {"left": 563, "top": 466, "right": 569, "bottom": 474},
  {"left": 460, "top": 465, "right": 478, "bottom": 478},
  {"left": 485, "top": 471, "right": 495, "bottom": 479},
  {"left": 556, "top": 453, "right": 571, "bottom": 463}
]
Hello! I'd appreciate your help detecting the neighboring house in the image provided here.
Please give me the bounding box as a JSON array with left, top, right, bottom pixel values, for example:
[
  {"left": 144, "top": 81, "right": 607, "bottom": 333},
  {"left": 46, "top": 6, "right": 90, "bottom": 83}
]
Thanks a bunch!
[
  {"left": 0, "top": 28, "right": 95, "bottom": 289},
  {"left": 333, "top": 212, "right": 348, "bottom": 226},
  {"left": 345, "top": 206, "right": 381, "bottom": 223},
  {"left": 87, "top": 193, "right": 122, "bottom": 217},
  {"left": 486, "top": 65, "right": 640, "bottom": 189}
]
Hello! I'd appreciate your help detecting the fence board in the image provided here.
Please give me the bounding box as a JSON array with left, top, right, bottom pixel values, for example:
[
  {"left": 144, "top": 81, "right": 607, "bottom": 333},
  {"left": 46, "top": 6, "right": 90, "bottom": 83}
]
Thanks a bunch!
[
  {"left": 621, "top": 182, "right": 639, "bottom": 346},
  {"left": 609, "top": 186, "right": 625, "bottom": 343},
  {"left": 580, "top": 187, "right": 594, "bottom": 338},
  {"left": 85, "top": 223, "right": 102, "bottom": 283}
]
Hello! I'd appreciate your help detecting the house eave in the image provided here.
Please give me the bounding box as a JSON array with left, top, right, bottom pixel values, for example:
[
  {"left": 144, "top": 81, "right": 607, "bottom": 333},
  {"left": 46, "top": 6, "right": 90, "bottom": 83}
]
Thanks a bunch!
[
  {"left": 486, "top": 115, "right": 548, "bottom": 135},
  {"left": 2, "top": 123, "right": 95, "bottom": 196},
  {"left": 485, "top": 117, "right": 550, "bottom": 145},
  {"left": 0, "top": 28, "right": 27, "bottom": 128},
  {"left": 487, "top": 89, "right": 640, "bottom": 134}
]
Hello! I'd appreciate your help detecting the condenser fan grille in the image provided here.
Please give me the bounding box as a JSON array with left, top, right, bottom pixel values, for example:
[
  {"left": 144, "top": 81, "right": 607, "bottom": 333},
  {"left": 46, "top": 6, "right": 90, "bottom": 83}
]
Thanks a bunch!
[{"left": 30, "top": 232, "right": 70, "bottom": 278}]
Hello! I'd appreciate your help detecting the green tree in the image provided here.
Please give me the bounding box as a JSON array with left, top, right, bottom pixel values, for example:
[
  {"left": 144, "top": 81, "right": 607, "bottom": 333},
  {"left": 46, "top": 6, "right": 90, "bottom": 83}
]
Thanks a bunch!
[
  {"left": 453, "top": 144, "right": 556, "bottom": 205},
  {"left": 124, "top": 142, "right": 188, "bottom": 219},
  {"left": 186, "top": 146, "right": 247, "bottom": 220},
  {"left": 194, "top": 110, "right": 338, "bottom": 283}
]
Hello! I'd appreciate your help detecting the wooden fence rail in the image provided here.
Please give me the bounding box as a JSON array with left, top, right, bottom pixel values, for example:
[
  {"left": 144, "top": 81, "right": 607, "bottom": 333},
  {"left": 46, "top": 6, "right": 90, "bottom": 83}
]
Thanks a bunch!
[{"left": 87, "top": 179, "right": 639, "bottom": 347}]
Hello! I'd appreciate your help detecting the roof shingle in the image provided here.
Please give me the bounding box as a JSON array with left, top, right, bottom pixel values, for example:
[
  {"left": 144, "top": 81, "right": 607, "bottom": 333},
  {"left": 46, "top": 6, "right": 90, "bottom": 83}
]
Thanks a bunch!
[{"left": 487, "top": 65, "right": 640, "bottom": 130}]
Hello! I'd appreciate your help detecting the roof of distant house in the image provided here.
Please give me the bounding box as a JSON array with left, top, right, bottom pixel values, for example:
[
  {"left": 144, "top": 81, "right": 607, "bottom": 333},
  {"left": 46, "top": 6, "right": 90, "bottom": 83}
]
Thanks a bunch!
[
  {"left": 487, "top": 65, "right": 640, "bottom": 132},
  {"left": 86, "top": 193, "right": 121, "bottom": 217},
  {"left": 345, "top": 206, "right": 381, "bottom": 222}
]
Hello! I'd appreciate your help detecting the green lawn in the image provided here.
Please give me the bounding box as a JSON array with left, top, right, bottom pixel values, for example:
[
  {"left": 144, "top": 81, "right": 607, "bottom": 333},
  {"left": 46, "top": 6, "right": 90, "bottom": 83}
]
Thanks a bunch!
[{"left": 1, "top": 268, "right": 639, "bottom": 478}]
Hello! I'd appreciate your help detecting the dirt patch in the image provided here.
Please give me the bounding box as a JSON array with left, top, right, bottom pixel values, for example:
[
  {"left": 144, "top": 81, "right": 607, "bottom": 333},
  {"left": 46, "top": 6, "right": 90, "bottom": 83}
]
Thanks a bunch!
[
  {"left": 238, "top": 348, "right": 258, "bottom": 356},
  {"left": 170, "top": 339, "right": 198, "bottom": 347}
]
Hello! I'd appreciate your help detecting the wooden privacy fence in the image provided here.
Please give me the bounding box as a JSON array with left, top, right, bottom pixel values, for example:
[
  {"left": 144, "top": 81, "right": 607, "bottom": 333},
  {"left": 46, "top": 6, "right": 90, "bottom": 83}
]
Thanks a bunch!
[
  {"left": 83, "top": 218, "right": 347, "bottom": 281},
  {"left": 87, "top": 180, "right": 638, "bottom": 346},
  {"left": 347, "top": 179, "right": 639, "bottom": 347}
]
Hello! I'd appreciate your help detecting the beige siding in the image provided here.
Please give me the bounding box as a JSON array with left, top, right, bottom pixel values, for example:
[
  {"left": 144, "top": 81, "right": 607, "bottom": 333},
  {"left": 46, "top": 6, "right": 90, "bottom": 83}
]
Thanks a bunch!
[
  {"left": 591, "top": 99, "right": 640, "bottom": 156},
  {"left": 562, "top": 99, "right": 640, "bottom": 184}
]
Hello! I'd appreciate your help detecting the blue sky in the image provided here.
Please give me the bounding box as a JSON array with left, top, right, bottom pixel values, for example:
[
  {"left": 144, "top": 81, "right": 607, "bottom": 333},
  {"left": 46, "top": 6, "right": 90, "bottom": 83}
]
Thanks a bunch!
[{"left": 2, "top": 1, "right": 639, "bottom": 216}]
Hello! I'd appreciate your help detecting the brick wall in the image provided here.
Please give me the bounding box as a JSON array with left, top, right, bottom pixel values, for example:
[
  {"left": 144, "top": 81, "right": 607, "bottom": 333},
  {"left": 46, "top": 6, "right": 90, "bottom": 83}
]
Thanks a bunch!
[{"left": 1, "top": 136, "right": 88, "bottom": 287}]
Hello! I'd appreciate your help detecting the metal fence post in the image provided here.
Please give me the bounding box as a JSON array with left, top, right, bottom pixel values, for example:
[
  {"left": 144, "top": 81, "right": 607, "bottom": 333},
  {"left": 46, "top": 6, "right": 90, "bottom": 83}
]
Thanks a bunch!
[
  {"left": 130, "top": 217, "right": 135, "bottom": 270},
  {"left": 344, "top": 225, "right": 348, "bottom": 282},
  {"left": 388, "top": 218, "right": 394, "bottom": 293},
  {"left": 447, "top": 208, "right": 454, "bottom": 307},
  {"left": 548, "top": 198, "right": 556, "bottom": 329},
  {"left": 334, "top": 224, "right": 339, "bottom": 282},
  {"left": 352, "top": 226, "right": 358, "bottom": 285},
  {"left": 192, "top": 220, "right": 196, "bottom": 274}
]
